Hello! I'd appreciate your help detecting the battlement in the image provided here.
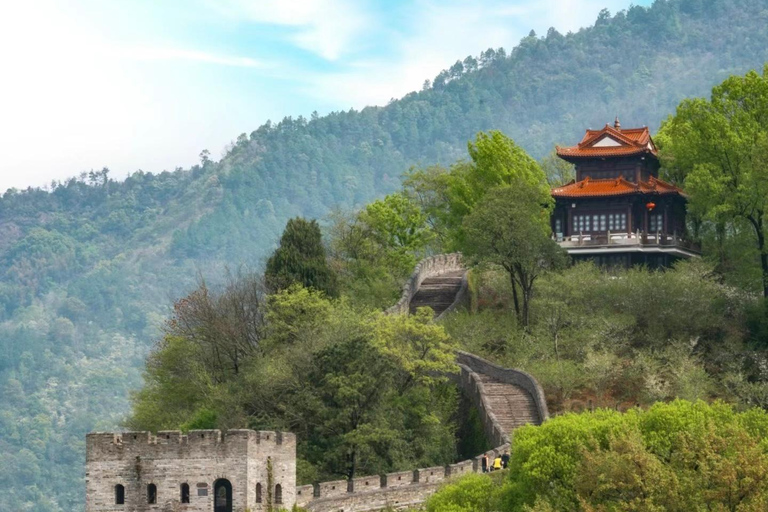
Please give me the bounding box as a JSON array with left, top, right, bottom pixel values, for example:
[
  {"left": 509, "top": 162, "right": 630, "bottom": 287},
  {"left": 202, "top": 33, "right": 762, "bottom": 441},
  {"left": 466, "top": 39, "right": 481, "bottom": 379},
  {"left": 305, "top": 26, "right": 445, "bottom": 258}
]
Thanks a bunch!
[{"left": 86, "top": 429, "right": 295, "bottom": 463}]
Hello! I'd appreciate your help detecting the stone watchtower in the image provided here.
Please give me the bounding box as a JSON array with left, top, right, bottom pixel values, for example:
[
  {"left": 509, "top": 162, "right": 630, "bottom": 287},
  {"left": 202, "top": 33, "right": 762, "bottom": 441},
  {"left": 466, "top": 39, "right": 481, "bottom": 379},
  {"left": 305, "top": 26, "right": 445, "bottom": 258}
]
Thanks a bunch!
[{"left": 85, "top": 429, "right": 296, "bottom": 512}]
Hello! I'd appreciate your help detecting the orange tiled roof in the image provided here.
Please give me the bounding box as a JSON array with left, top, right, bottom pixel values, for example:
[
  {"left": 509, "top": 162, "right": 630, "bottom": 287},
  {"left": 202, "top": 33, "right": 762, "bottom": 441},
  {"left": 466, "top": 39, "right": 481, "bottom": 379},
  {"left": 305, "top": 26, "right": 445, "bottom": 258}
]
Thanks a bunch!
[
  {"left": 551, "top": 176, "right": 686, "bottom": 199},
  {"left": 556, "top": 124, "right": 657, "bottom": 160}
]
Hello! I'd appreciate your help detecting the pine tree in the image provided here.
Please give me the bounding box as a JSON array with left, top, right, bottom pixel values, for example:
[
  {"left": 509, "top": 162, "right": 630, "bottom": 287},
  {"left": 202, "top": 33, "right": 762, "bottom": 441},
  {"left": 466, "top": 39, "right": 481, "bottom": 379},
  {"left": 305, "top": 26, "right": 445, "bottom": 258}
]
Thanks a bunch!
[{"left": 265, "top": 218, "right": 338, "bottom": 297}]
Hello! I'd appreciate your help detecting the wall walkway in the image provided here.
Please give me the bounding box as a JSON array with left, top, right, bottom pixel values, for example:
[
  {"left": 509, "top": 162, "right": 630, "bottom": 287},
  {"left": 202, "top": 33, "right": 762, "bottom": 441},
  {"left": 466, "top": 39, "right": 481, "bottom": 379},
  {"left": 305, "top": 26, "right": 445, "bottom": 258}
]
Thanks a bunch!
[{"left": 302, "top": 254, "right": 548, "bottom": 511}]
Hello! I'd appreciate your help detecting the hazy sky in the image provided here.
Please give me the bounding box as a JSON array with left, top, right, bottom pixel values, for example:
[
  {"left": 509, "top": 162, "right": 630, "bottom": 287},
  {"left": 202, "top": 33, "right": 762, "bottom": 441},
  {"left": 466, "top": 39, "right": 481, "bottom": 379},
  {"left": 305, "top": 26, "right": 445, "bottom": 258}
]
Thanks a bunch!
[{"left": 0, "top": 0, "right": 651, "bottom": 192}]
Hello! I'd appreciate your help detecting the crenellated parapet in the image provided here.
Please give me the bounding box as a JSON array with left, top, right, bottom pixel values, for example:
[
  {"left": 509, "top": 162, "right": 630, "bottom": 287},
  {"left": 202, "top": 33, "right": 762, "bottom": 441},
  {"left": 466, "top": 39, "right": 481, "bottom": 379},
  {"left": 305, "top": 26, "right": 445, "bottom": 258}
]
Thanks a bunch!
[{"left": 86, "top": 429, "right": 293, "bottom": 462}]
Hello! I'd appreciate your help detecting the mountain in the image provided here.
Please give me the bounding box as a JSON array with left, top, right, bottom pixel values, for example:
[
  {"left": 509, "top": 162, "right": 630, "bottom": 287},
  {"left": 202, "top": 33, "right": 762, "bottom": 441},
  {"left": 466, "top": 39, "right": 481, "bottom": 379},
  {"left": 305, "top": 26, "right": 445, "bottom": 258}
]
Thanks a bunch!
[{"left": 2, "top": 0, "right": 768, "bottom": 509}]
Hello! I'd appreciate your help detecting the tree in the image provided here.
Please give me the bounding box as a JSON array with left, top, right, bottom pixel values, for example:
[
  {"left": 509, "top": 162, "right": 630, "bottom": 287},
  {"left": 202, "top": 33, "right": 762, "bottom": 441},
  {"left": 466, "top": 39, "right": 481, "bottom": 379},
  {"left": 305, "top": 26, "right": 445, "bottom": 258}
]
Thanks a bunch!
[
  {"left": 358, "top": 192, "right": 433, "bottom": 272},
  {"left": 494, "top": 401, "right": 768, "bottom": 511},
  {"left": 659, "top": 66, "right": 768, "bottom": 297},
  {"left": 539, "top": 149, "right": 575, "bottom": 187},
  {"left": 404, "top": 131, "right": 551, "bottom": 248},
  {"left": 462, "top": 185, "right": 566, "bottom": 327},
  {"left": 265, "top": 218, "right": 339, "bottom": 297}
]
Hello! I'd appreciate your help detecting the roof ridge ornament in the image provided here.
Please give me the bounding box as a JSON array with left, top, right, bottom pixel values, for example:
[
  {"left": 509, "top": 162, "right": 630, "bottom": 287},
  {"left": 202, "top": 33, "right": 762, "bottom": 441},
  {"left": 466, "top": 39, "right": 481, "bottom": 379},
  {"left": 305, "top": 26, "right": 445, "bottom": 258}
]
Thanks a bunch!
[{"left": 614, "top": 116, "right": 621, "bottom": 131}]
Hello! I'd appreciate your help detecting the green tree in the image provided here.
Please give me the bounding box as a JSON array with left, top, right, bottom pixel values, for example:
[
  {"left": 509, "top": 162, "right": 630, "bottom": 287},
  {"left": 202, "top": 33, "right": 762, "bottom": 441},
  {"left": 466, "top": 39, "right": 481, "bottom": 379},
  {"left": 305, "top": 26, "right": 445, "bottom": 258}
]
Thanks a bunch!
[
  {"left": 265, "top": 218, "right": 339, "bottom": 297},
  {"left": 360, "top": 192, "right": 433, "bottom": 271},
  {"left": 539, "top": 149, "right": 575, "bottom": 187},
  {"left": 462, "top": 185, "right": 566, "bottom": 327},
  {"left": 405, "top": 131, "right": 551, "bottom": 248},
  {"left": 660, "top": 66, "right": 768, "bottom": 297}
]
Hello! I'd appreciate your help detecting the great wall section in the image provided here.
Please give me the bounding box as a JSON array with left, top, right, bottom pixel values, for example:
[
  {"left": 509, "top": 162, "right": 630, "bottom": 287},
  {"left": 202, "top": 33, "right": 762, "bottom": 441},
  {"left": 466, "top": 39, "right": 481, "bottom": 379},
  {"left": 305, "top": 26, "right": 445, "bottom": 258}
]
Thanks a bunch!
[
  {"left": 297, "top": 254, "right": 549, "bottom": 511},
  {"left": 85, "top": 254, "right": 549, "bottom": 512}
]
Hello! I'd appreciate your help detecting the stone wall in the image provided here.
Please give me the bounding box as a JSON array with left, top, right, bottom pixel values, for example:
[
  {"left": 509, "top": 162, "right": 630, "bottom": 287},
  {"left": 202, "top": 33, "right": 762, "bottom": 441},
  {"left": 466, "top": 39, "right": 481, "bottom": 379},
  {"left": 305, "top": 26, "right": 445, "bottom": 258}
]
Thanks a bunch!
[
  {"left": 436, "top": 271, "right": 469, "bottom": 320},
  {"left": 85, "top": 429, "right": 295, "bottom": 512},
  {"left": 453, "top": 352, "right": 549, "bottom": 447},
  {"left": 385, "top": 253, "right": 464, "bottom": 315}
]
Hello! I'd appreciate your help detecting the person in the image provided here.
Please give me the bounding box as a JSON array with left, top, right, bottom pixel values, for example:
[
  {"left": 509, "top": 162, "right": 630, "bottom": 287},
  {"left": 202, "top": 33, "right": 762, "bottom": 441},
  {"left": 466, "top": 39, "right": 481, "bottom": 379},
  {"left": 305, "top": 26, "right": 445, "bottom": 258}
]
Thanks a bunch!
[
  {"left": 481, "top": 453, "right": 489, "bottom": 473},
  {"left": 501, "top": 451, "right": 510, "bottom": 469},
  {"left": 493, "top": 455, "right": 502, "bottom": 471}
]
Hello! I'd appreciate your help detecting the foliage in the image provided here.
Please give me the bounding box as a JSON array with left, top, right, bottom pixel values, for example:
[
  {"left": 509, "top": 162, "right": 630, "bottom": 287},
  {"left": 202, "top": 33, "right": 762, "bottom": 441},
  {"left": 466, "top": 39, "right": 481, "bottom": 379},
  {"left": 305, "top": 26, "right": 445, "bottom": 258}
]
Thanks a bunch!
[
  {"left": 445, "top": 260, "right": 753, "bottom": 412},
  {"left": 539, "top": 149, "right": 576, "bottom": 187},
  {"left": 405, "top": 131, "right": 550, "bottom": 248},
  {"left": 427, "top": 402, "right": 768, "bottom": 511},
  {"left": 327, "top": 193, "right": 433, "bottom": 309},
  {"left": 424, "top": 473, "right": 501, "bottom": 512},
  {"left": 660, "top": 66, "right": 768, "bottom": 298},
  {"left": 129, "top": 285, "right": 459, "bottom": 483},
  {"left": 505, "top": 401, "right": 768, "bottom": 511},
  {"left": 265, "top": 218, "right": 338, "bottom": 297},
  {"left": 462, "top": 185, "right": 566, "bottom": 326}
]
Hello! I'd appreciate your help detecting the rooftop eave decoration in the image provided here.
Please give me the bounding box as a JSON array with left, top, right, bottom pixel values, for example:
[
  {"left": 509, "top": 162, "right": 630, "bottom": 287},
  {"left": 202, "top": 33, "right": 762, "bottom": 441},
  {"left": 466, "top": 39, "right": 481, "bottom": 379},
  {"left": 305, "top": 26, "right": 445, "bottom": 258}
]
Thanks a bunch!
[
  {"left": 555, "top": 124, "right": 658, "bottom": 161},
  {"left": 551, "top": 175, "right": 688, "bottom": 199}
]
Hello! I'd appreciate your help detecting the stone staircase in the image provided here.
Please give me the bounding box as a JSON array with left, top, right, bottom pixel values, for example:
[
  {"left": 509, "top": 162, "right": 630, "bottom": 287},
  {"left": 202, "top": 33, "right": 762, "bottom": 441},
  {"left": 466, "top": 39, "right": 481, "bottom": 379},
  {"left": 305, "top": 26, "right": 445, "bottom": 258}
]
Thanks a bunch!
[
  {"left": 409, "top": 270, "right": 465, "bottom": 316},
  {"left": 407, "top": 268, "right": 545, "bottom": 442},
  {"left": 476, "top": 373, "right": 541, "bottom": 430}
]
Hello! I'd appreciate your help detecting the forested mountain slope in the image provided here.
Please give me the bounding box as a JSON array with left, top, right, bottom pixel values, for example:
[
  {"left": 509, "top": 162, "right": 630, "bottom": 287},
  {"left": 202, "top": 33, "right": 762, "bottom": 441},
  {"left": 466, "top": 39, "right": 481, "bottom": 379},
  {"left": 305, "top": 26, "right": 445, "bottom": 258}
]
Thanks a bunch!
[{"left": 2, "top": 0, "right": 768, "bottom": 509}]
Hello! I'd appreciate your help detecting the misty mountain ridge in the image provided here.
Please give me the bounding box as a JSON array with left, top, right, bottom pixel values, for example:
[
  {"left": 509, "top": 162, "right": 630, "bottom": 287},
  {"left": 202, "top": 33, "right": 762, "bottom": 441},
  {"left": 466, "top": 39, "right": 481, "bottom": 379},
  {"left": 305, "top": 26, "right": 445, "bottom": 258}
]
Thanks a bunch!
[{"left": 2, "top": 0, "right": 768, "bottom": 510}]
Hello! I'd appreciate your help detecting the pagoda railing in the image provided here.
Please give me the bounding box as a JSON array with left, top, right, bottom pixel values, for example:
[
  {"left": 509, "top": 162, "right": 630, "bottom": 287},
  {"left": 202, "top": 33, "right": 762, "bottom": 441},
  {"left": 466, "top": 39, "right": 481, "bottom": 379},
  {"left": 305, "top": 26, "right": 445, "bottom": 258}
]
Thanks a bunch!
[{"left": 555, "top": 231, "right": 700, "bottom": 253}]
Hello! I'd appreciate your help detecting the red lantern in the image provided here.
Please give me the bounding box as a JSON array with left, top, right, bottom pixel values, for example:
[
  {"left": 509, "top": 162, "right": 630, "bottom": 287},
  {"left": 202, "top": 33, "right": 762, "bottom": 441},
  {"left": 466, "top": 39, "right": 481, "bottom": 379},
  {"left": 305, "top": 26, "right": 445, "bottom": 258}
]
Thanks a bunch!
[{"left": 646, "top": 202, "right": 656, "bottom": 211}]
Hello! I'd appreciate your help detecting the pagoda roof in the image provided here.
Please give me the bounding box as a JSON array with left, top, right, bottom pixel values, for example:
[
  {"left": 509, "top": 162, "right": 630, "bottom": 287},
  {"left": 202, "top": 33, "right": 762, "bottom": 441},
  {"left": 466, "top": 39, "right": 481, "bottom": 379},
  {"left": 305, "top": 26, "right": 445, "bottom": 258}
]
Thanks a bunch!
[
  {"left": 556, "top": 124, "right": 657, "bottom": 161},
  {"left": 551, "top": 176, "right": 686, "bottom": 199}
]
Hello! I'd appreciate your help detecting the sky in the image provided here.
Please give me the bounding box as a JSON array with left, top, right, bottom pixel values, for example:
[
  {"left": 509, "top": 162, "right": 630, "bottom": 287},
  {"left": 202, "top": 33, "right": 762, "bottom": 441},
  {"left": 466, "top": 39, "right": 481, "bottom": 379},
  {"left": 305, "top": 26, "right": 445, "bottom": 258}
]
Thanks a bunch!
[{"left": 0, "top": 0, "right": 651, "bottom": 192}]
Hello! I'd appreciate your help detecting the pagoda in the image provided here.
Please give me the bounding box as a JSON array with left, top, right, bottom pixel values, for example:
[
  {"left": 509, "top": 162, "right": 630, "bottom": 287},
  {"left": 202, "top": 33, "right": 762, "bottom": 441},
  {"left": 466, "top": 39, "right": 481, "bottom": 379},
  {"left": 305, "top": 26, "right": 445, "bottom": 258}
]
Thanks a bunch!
[{"left": 550, "top": 118, "right": 699, "bottom": 267}]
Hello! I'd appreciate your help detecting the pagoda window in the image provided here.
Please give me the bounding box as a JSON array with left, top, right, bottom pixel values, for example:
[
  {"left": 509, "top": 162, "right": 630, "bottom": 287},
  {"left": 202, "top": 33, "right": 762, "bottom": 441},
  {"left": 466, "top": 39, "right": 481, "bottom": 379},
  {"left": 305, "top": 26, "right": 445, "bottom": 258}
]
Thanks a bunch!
[
  {"left": 554, "top": 218, "right": 562, "bottom": 236},
  {"left": 649, "top": 213, "right": 663, "bottom": 233},
  {"left": 573, "top": 215, "right": 591, "bottom": 233},
  {"left": 608, "top": 213, "right": 627, "bottom": 231}
]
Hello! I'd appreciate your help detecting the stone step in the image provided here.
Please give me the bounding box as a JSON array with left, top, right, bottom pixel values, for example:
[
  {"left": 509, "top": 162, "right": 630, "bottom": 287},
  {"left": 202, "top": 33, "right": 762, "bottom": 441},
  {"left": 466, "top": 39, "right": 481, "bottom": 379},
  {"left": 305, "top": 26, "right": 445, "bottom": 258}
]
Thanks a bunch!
[{"left": 407, "top": 267, "right": 542, "bottom": 440}]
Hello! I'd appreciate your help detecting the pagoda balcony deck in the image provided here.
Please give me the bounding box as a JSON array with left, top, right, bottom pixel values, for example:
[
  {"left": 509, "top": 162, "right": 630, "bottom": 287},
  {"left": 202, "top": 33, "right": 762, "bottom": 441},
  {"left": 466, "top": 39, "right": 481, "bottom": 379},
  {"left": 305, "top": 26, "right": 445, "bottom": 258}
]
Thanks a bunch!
[{"left": 555, "top": 231, "right": 700, "bottom": 258}]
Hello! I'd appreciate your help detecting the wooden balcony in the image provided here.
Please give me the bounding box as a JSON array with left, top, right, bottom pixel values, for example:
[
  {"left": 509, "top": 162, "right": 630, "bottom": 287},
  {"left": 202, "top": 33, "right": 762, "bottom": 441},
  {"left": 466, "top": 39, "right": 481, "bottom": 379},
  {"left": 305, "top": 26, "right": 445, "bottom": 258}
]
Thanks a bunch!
[{"left": 555, "top": 231, "right": 700, "bottom": 257}]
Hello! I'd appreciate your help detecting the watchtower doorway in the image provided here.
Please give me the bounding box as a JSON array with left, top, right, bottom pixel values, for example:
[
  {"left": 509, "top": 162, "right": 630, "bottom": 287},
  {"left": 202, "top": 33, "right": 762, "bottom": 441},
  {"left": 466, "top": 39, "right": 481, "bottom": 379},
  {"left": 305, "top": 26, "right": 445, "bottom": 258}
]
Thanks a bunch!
[{"left": 213, "top": 479, "right": 232, "bottom": 512}]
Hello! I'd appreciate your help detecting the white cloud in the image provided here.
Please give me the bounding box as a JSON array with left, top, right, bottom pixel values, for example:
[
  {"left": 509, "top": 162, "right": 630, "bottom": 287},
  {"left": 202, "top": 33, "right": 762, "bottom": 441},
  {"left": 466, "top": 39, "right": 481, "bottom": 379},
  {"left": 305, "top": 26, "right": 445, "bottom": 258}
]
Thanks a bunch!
[
  {"left": 110, "top": 46, "right": 269, "bottom": 68},
  {"left": 207, "top": 0, "right": 372, "bottom": 60}
]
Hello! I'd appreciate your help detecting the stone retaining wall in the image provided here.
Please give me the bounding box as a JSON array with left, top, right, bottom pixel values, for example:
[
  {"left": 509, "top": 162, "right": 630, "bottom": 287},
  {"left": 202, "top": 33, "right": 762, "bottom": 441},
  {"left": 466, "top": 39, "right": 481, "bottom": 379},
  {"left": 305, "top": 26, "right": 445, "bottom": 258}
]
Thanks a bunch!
[
  {"left": 385, "top": 253, "right": 464, "bottom": 315},
  {"left": 457, "top": 351, "right": 549, "bottom": 432}
]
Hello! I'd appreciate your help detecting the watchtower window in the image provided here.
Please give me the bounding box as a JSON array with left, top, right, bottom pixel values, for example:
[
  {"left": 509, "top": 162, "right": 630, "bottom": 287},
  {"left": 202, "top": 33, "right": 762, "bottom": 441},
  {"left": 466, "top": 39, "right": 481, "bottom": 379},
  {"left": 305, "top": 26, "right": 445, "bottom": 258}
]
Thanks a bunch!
[
  {"left": 275, "top": 484, "right": 282, "bottom": 504},
  {"left": 181, "top": 483, "right": 190, "bottom": 503},
  {"left": 196, "top": 483, "right": 208, "bottom": 497},
  {"left": 256, "top": 483, "right": 262, "bottom": 503},
  {"left": 147, "top": 483, "right": 157, "bottom": 504},
  {"left": 115, "top": 484, "right": 125, "bottom": 505}
]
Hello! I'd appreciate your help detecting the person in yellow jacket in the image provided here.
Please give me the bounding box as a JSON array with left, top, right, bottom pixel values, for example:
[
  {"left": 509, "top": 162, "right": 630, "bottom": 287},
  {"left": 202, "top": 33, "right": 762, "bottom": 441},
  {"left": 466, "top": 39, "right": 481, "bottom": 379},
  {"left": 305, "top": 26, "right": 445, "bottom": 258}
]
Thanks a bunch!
[{"left": 492, "top": 455, "right": 503, "bottom": 471}]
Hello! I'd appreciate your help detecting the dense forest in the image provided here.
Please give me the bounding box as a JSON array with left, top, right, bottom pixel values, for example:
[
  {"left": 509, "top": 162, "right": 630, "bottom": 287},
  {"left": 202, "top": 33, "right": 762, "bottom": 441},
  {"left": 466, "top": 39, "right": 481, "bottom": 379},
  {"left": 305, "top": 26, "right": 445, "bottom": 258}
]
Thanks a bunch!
[{"left": 2, "top": 0, "right": 768, "bottom": 509}]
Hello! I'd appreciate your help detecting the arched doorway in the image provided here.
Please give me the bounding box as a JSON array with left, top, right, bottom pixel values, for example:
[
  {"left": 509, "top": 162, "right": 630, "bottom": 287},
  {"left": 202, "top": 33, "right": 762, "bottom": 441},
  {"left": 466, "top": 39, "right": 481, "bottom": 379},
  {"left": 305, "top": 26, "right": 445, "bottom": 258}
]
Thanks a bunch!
[{"left": 213, "top": 479, "right": 232, "bottom": 512}]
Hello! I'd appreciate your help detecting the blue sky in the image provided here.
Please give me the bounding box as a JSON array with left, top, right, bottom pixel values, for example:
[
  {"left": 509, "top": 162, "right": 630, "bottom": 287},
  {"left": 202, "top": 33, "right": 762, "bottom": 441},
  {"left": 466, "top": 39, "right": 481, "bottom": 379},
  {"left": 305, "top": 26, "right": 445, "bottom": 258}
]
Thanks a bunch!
[{"left": 0, "top": 0, "right": 651, "bottom": 191}]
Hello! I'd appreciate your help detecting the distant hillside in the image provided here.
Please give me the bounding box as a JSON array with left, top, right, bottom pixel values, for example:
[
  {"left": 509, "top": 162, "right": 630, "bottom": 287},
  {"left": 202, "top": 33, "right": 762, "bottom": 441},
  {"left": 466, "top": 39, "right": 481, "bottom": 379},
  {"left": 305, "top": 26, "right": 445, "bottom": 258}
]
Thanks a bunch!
[{"left": 2, "top": 0, "right": 768, "bottom": 509}]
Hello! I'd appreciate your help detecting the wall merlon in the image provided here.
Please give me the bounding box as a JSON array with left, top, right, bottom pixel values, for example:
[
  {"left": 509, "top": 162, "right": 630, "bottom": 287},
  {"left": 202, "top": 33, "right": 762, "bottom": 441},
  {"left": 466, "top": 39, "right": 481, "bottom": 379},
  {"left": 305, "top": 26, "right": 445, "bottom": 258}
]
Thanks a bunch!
[
  {"left": 296, "top": 484, "right": 316, "bottom": 506},
  {"left": 383, "top": 470, "right": 414, "bottom": 489},
  {"left": 316, "top": 479, "right": 348, "bottom": 498},
  {"left": 414, "top": 466, "right": 447, "bottom": 484},
  {"left": 447, "top": 460, "right": 474, "bottom": 477},
  {"left": 350, "top": 475, "right": 382, "bottom": 492}
]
